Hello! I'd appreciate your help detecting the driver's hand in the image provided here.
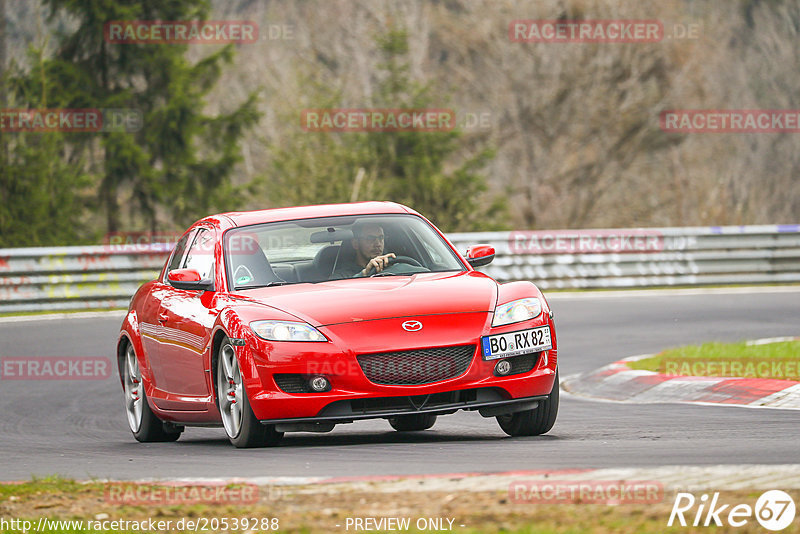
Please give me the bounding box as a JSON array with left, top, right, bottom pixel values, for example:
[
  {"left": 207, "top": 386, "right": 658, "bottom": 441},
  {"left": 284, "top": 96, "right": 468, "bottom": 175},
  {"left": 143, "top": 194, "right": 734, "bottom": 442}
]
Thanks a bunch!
[{"left": 362, "top": 253, "right": 396, "bottom": 276}]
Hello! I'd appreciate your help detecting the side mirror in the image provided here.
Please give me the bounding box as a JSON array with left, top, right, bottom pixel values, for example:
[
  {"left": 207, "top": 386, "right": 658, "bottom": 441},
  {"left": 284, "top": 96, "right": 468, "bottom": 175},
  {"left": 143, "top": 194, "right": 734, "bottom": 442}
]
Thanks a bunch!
[
  {"left": 465, "top": 244, "right": 495, "bottom": 268},
  {"left": 167, "top": 269, "right": 214, "bottom": 291}
]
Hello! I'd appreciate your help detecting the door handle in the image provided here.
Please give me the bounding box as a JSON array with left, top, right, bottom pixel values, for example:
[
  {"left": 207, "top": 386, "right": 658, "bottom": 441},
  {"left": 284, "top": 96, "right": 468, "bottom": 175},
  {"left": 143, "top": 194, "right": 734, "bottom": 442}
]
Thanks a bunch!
[{"left": 158, "top": 313, "right": 169, "bottom": 324}]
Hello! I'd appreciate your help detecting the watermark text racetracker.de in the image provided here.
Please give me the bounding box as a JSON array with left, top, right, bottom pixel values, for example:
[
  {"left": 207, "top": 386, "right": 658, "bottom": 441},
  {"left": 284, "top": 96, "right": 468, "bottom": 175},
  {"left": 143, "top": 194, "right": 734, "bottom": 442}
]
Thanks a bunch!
[
  {"left": 305, "top": 358, "right": 458, "bottom": 381},
  {"left": 0, "top": 109, "right": 142, "bottom": 133},
  {"left": 104, "top": 20, "right": 260, "bottom": 44},
  {"left": 509, "top": 20, "right": 699, "bottom": 42},
  {"left": 0, "top": 357, "right": 111, "bottom": 380},
  {"left": 104, "top": 482, "right": 265, "bottom": 506},
  {"left": 301, "top": 109, "right": 456, "bottom": 132},
  {"left": 510, "top": 20, "right": 663, "bottom": 43},
  {"left": 509, "top": 480, "right": 663, "bottom": 504},
  {"left": 104, "top": 231, "right": 182, "bottom": 253},
  {"left": 662, "top": 358, "right": 800, "bottom": 381},
  {"left": 104, "top": 231, "right": 284, "bottom": 255},
  {"left": 661, "top": 109, "right": 800, "bottom": 133},
  {"left": 508, "top": 229, "right": 699, "bottom": 255}
]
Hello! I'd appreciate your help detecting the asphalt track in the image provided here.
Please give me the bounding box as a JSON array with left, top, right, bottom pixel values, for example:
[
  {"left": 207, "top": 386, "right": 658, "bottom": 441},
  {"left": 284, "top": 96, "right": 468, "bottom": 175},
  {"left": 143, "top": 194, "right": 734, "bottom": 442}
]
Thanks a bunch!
[{"left": 0, "top": 288, "right": 798, "bottom": 481}]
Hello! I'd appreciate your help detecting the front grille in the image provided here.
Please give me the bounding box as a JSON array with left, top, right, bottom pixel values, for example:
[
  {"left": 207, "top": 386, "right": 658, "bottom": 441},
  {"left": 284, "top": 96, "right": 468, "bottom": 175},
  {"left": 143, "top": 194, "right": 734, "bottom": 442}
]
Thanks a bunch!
[
  {"left": 356, "top": 345, "right": 476, "bottom": 385},
  {"left": 274, "top": 374, "right": 312, "bottom": 393}
]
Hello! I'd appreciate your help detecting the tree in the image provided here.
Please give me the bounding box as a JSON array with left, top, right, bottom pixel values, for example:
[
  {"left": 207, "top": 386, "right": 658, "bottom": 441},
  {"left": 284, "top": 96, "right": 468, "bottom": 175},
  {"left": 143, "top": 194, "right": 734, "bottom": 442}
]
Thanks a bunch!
[
  {"left": 261, "top": 29, "right": 506, "bottom": 232},
  {"left": 0, "top": 15, "right": 93, "bottom": 247},
  {"left": 8, "top": 0, "right": 259, "bottom": 241}
]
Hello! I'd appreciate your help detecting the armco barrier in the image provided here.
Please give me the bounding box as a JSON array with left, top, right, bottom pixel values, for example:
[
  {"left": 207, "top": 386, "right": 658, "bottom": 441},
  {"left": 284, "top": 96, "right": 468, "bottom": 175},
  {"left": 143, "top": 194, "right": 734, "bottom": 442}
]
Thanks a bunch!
[
  {"left": 0, "top": 246, "right": 169, "bottom": 313},
  {"left": 449, "top": 224, "right": 800, "bottom": 288},
  {"left": 0, "top": 224, "right": 798, "bottom": 313}
]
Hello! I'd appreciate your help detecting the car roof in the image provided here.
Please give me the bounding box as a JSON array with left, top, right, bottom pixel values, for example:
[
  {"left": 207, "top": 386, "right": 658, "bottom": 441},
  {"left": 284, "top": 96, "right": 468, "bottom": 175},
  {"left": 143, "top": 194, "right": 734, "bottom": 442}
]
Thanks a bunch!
[{"left": 213, "top": 201, "right": 416, "bottom": 228}]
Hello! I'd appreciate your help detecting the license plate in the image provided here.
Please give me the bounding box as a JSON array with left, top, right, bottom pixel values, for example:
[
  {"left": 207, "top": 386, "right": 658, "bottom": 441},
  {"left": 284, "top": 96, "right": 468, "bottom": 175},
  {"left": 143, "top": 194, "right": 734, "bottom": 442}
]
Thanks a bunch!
[{"left": 481, "top": 326, "right": 552, "bottom": 360}]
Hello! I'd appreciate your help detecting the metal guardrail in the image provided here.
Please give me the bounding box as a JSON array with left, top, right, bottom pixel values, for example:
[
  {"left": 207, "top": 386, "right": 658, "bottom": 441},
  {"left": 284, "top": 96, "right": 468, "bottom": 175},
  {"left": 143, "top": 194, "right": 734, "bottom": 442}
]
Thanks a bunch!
[
  {"left": 0, "top": 246, "right": 167, "bottom": 313},
  {"left": 450, "top": 224, "right": 800, "bottom": 289},
  {"left": 1, "top": 224, "right": 798, "bottom": 313}
]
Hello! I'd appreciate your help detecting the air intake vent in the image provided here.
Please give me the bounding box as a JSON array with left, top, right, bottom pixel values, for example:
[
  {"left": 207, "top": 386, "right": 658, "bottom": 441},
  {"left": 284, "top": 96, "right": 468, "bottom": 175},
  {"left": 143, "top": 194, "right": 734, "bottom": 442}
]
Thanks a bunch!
[
  {"left": 505, "top": 352, "right": 539, "bottom": 376},
  {"left": 274, "top": 374, "right": 312, "bottom": 393}
]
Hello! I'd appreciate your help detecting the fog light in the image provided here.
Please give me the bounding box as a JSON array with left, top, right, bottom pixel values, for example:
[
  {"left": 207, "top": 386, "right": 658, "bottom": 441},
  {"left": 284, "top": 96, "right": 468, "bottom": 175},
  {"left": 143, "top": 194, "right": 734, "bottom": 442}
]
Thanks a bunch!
[
  {"left": 495, "top": 359, "right": 512, "bottom": 376},
  {"left": 309, "top": 376, "right": 330, "bottom": 392}
]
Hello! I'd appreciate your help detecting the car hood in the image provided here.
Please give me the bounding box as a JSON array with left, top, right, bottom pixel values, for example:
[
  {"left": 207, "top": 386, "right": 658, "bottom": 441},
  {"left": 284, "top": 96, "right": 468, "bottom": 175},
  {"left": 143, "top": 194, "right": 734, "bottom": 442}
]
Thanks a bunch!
[{"left": 232, "top": 271, "right": 498, "bottom": 326}]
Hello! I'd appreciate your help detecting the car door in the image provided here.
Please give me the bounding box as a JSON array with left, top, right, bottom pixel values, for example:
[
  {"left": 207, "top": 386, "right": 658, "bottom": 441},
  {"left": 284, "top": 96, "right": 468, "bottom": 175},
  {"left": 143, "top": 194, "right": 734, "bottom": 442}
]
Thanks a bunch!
[
  {"left": 158, "top": 227, "right": 218, "bottom": 404},
  {"left": 139, "top": 229, "right": 195, "bottom": 393}
]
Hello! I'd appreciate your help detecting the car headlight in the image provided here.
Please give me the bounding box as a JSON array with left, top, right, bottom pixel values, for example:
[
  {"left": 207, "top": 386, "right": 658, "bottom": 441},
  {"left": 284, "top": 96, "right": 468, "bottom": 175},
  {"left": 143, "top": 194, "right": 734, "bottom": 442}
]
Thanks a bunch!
[
  {"left": 492, "top": 297, "right": 542, "bottom": 327},
  {"left": 250, "top": 320, "right": 328, "bottom": 342}
]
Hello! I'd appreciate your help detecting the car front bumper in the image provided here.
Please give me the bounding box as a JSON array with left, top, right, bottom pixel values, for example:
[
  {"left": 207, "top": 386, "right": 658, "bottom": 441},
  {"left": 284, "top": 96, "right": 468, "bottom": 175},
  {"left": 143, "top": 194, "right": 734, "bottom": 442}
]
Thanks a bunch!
[
  {"left": 259, "top": 388, "right": 549, "bottom": 425},
  {"left": 242, "top": 312, "right": 558, "bottom": 423}
]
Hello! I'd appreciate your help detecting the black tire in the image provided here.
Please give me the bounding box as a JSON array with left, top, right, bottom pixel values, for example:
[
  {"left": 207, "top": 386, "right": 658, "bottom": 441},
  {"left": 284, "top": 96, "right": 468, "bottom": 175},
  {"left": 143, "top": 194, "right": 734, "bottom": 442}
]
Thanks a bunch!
[
  {"left": 228, "top": 386, "right": 283, "bottom": 449},
  {"left": 135, "top": 389, "right": 183, "bottom": 442},
  {"left": 496, "top": 369, "right": 559, "bottom": 437},
  {"left": 216, "top": 336, "right": 283, "bottom": 448},
  {"left": 388, "top": 414, "right": 437, "bottom": 432},
  {"left": 122, "top": 343, "right": 182, "bottom": 443}
]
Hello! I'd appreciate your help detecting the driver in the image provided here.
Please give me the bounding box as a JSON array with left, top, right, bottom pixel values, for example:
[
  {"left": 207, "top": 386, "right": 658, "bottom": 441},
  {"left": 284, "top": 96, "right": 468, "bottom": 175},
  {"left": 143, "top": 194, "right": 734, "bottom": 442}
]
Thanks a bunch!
[{"left": 332, "top": 221, "right": 395, "bottom": 278}]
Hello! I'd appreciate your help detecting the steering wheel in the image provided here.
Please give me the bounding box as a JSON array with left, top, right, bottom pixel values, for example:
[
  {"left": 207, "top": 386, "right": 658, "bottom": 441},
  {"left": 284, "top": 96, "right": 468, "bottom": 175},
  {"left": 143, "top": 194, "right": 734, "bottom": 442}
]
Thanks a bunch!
[{"left": 365, "top": 255, "right": 423, "bottom": 276}]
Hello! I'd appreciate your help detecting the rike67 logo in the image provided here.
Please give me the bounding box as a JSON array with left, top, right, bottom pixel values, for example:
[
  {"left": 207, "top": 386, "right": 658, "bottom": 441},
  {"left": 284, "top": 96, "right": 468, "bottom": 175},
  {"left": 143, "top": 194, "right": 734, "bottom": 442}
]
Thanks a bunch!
[{"left": 669, "top": 490, "right": 796, "bottom": 531}]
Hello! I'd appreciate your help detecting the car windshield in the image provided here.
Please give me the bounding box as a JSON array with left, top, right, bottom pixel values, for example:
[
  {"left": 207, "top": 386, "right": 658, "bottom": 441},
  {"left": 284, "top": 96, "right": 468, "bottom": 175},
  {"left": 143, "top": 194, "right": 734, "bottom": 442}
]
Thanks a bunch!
[{"left": 224, "top": 214, "right": 466, "bottom": 289}]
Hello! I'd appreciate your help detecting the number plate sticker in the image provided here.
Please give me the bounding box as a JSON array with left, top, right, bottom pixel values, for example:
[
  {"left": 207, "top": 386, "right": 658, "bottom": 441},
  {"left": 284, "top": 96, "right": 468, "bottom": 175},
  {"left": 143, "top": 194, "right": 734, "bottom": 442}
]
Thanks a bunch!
[{"left": 481, "top": 326, "right": 552, "bottom": 360}]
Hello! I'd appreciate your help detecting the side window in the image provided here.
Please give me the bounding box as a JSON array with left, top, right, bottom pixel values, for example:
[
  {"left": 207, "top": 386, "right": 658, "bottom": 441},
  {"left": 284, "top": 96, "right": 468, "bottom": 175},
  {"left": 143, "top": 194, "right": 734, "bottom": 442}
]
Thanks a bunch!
[
  {"left": 183, "top": 228, "right": 215, "bottom": 280},
  {"left": 166, "top": 231, "right": 194, "bottom": 275}
]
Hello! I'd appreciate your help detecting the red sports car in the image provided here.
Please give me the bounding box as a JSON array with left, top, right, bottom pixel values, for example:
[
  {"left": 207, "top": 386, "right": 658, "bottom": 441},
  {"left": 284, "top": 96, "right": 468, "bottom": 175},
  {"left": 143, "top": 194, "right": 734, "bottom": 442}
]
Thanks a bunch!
[{"left": 117, "top": 202, "right": 558, "bottom": 447}]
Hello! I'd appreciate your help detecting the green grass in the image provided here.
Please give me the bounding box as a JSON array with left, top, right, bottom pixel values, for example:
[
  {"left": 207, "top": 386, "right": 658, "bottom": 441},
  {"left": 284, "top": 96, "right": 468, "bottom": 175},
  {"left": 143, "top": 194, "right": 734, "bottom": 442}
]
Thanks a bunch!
[
  {"left": 2, "top": 478, "right": 799, "bottom": 533},
  {"left": 628, "top": 339, "right": 800, "bottom": 380},
  {"left": 0, "top": 475, "right": 98, "bottom": 498}
]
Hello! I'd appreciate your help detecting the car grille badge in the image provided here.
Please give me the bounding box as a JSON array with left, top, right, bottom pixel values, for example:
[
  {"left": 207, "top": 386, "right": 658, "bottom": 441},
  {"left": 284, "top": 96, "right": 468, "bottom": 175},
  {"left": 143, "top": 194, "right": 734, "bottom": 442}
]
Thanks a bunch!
[{"left": 401, "top": 320, "right": 423, "bottom": 332}]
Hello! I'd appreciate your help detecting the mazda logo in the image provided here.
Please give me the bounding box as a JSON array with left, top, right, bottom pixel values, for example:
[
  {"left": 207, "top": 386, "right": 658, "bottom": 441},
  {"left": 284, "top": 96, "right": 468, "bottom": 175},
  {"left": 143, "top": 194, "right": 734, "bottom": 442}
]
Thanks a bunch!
[{"left": 401, "top": 320, "right": 423, "bottom": 332}]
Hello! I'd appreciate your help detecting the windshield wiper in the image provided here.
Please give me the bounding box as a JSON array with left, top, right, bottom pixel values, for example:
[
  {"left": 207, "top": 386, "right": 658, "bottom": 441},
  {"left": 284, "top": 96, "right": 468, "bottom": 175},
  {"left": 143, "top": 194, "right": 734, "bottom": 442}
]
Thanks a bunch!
[{"left": 236, "top": 281, "right": 290, "bottom": 289}]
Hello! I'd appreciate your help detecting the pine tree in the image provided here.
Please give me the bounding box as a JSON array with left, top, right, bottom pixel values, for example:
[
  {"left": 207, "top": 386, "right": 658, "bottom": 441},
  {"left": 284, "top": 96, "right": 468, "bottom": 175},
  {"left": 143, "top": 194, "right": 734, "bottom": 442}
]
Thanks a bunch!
[
  {"left": 1, "top": 22, "right": 93, "bottom": 247},
  {"left": 8, "top": 0, "right": 259, "bottom": 241}
]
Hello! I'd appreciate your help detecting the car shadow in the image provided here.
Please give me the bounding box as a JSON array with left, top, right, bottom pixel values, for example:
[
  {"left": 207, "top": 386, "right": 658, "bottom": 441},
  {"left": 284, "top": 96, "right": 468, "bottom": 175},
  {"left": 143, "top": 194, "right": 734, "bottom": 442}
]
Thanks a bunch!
[{"left": 174, "top": 430, "right": 562, "bottom": 449}]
